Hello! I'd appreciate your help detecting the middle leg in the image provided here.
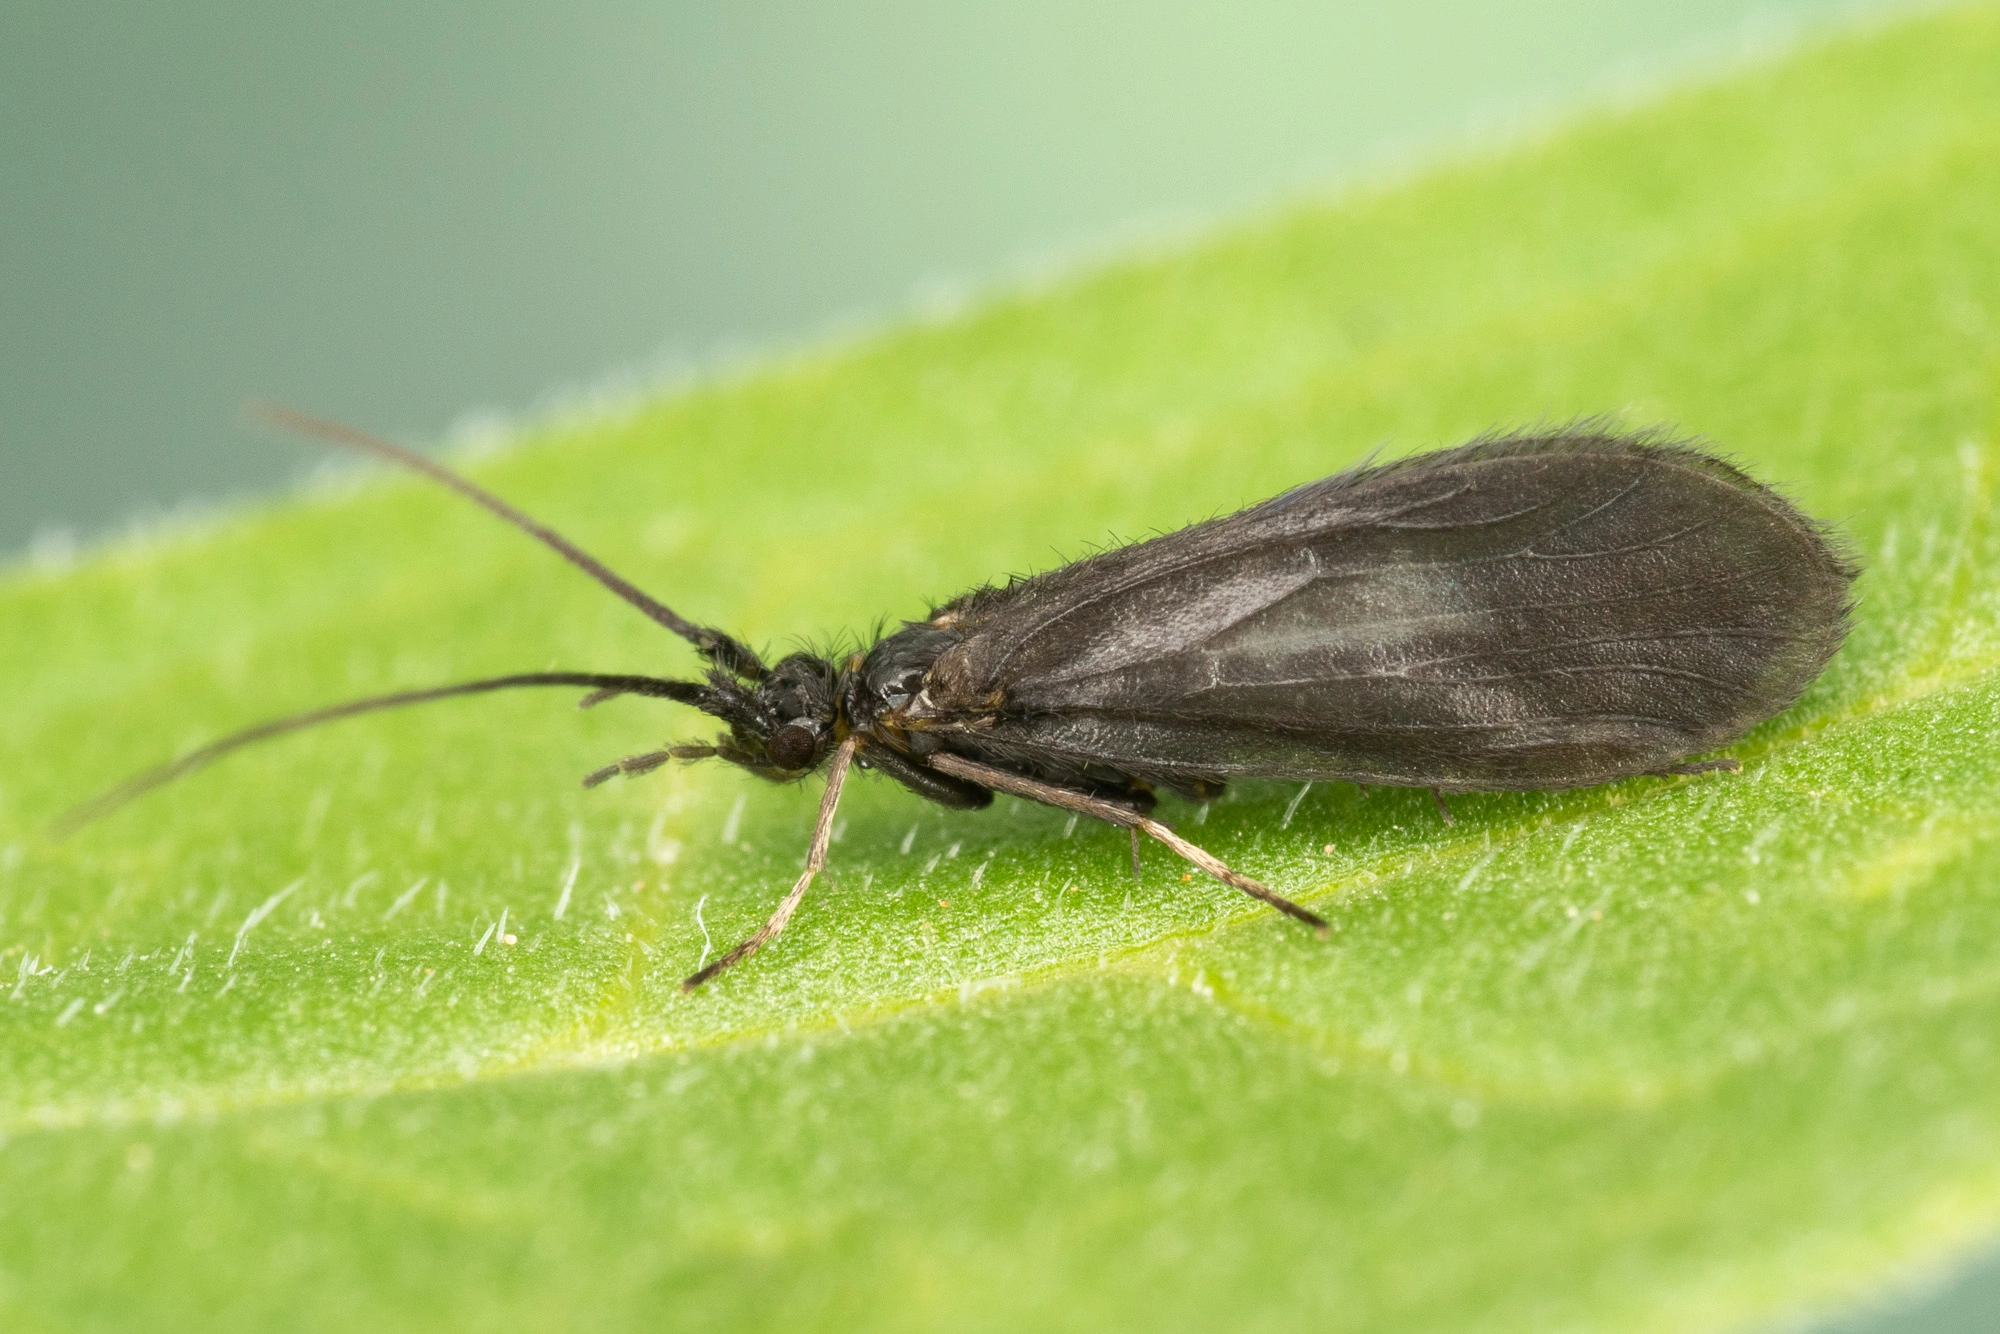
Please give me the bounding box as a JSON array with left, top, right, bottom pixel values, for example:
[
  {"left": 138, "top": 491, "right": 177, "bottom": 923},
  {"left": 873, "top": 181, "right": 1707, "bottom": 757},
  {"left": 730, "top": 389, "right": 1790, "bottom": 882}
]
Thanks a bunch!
[{"left": 925, "top": 753, "right": 1328, "bottom": 933}]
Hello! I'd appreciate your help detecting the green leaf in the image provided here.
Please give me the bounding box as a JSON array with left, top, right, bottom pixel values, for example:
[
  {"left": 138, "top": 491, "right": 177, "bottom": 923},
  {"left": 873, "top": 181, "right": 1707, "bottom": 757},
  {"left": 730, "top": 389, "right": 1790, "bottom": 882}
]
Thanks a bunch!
[{"left": 6, "top": 7, "right": 2000, "bottom": 1330}]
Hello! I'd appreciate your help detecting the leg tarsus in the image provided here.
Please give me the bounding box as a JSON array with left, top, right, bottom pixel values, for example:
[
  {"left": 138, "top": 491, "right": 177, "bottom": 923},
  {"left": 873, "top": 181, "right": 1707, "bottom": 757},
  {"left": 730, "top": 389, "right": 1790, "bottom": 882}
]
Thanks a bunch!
[
  {"left": 1654, "top": 758, "right": 1741, "bottom": 777},
  {"left": 1137, "top": 813, "right": 1329, "bottom": 934},
  {"left": 1129, "top": 826, "right": 1142, "bottom": 880},
  {"left": 1431, "top": 787, "right": 1455, "bottom": 826}
]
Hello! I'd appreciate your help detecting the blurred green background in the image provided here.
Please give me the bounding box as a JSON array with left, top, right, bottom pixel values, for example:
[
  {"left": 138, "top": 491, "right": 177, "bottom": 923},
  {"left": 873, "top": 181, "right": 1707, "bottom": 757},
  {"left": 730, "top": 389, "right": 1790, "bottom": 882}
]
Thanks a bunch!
[
  {"left": 0, "top": 0, "right": 1909, "bottom": 554},
  {"left": 4, "top": 3, "right": 1993, "bottom": 1329}
]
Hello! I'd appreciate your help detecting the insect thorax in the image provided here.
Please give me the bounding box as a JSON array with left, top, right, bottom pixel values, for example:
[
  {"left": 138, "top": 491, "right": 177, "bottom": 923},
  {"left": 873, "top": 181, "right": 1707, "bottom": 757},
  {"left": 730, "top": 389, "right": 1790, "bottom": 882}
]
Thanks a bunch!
[{"left": 842, "top": 624, "right": 966, "bottom": 747}]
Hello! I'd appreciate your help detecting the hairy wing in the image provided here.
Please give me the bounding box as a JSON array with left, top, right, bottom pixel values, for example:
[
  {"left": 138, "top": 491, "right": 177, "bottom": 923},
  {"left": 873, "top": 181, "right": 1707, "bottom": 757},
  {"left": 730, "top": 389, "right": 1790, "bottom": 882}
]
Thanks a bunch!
[{"left": 918, "top": 432, "right": 1853, "bottom": 790}]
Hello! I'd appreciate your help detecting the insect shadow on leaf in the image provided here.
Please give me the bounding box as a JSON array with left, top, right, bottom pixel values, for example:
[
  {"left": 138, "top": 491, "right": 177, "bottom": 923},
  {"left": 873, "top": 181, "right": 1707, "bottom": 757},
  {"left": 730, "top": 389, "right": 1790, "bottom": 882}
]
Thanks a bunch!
[{"left": 60, "top": 406, "right": 1856, "bottom": 990}]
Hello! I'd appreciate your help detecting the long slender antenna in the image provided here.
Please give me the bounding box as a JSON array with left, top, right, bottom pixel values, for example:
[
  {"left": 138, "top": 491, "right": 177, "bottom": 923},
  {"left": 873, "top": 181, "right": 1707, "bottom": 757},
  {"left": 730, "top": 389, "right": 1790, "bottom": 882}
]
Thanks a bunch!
[
  {"left": 56, "top": 671, "right": 709, "bottom": 834},
  {"left": 248, "top": 402, "right": 764, "bottom": 676}
]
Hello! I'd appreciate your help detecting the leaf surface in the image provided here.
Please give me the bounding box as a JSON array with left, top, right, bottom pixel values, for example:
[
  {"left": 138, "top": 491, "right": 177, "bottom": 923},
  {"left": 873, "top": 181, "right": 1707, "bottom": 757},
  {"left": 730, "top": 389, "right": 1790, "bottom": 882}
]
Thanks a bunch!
[{"left": 6, "top": 8, "right": 2000, "bottom": 1330}]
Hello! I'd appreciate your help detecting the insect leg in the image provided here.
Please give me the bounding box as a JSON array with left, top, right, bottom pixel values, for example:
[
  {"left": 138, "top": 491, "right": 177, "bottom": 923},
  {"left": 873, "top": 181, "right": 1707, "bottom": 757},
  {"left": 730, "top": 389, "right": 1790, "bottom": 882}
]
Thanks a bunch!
[
  {"left": 925, "top": 753, "right": 1328, "bottom": 934},
  {"left": 681, "top": 735, "right": 859, "bottom": 991},
  {"left": 1129, "top": 827, "right": 1142, "bottom": 880},
  {"left": 1653, "top": 758, "right": 1742, "bottom": 777},
  {"left": 1430, "top": 788, "right": 1455, "bottom": 826},
  {"left": 858, "top": 743, "right": 994, "bottom": 810}
]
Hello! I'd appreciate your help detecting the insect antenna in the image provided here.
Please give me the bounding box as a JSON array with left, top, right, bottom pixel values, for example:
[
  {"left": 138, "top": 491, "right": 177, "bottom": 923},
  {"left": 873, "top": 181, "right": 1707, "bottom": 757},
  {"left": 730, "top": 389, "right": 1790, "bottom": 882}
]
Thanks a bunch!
[
  {"left": 56, "top": 671, "right": 713, "bottom": 834},
  {"left": 248, "top": 402, "right": 767, "bottom": 679}
]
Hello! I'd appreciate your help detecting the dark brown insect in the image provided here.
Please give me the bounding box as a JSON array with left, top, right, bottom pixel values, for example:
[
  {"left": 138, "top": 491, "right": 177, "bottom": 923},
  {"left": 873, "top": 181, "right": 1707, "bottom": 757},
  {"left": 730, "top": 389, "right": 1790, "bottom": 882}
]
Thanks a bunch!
[{"left": 67, "top": 410, "right": 1855, "bottom": 989}]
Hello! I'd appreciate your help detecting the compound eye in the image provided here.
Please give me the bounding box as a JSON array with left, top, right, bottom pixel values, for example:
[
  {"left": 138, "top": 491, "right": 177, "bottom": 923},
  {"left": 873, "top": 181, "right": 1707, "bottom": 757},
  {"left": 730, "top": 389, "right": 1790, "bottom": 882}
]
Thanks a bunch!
[{"left": 767, "top": 722, "right": 819, "bottom": 771}]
